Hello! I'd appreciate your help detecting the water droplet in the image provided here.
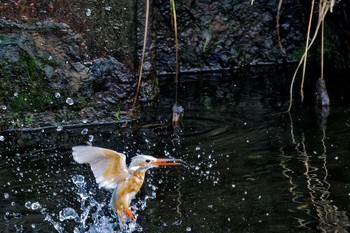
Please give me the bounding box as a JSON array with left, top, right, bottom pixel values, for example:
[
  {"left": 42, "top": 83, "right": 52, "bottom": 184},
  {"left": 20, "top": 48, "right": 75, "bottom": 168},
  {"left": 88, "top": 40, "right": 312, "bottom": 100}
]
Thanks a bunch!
[
  {"left": 25, "top": 201, "right": 32, "bottom": 209},
  {"left": 54, "top": 92, "right": 61, "bottom": 98},
  {"left": 0, "top": 136, "right": 5, "bottom": 141},
  {"left": 82, "top": 118, "right": 88, "bottom": 124},
  {"left": 105, "top": 6, "right": 112, "bottom": 11},
  {"left": 1, "top": 105, "right": 7, "bottom": 110},
  {"left": 56, "top": 125, "right": 63, "bottom": 131},
  {"left": 232, "top": 184, "right": 236, "bottom": 188},
  {"left": 81, "top": 128, "right": 88, "bottom": 135},
  {"left": 31, "top": 202, "right": 41, "bottom": 210},
  {"left": 59, "top": 207, "right": 79, "bottom": 222},
  {"left": 335, "top": 156, "right": 339, "bottom": 160},
  {"left": 86, "top": 8, "right": 92, "bottom": 16},
  {"left": 186, "top": 226, "right": 192, "bottom": 231},
  {"left": 4, "top": 193, "right": 9, "bottom": 199},
  {"left": 14, "top": 92, "right": 18, "bottom": 97},
  {"left": 195, "top": 146, "right": 201, "bottom": 151},
  {"left": 11, "top": 201, "right": 16, "bottom": 206},
  {"left": 31, "top": 224, "right": 36, "bottom": 229},
  {"left": 88, "top": 135, "right": 94, "bottom": 142},
  {"left": 48, "top": 56, "right": 53, "bottom": 60},
  {"left": 66, "top": 97, "right": 74, "bottom": 106},
  {"left": 72, "top": 175, "right": 85, "bottom": 186}
]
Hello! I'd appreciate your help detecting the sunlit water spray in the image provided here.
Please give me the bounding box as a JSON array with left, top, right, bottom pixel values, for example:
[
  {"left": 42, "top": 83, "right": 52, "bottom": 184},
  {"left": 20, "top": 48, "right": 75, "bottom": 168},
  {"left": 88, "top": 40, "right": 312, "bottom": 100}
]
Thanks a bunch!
[{"left": 23, "top": 174, "right": 160, "bottom": 232}]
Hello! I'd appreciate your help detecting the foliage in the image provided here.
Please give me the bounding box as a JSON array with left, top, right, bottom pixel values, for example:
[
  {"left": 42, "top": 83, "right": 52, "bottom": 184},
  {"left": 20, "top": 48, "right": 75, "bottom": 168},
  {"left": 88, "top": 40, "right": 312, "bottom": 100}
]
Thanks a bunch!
[{"left": 113, "top": 107, "right": 121, "bottom": 120}]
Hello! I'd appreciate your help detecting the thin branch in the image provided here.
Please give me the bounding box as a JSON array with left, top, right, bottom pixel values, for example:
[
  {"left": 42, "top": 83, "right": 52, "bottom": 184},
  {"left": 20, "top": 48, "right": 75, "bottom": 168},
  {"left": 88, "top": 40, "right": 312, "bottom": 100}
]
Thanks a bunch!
[
  {"left": 170, "top": 0, "right": 179, "bottom": 104},
  {"left": 287, "top": 1, "right": 330, "bottom": 112},
  {"left": 300, "top": 0, "right": 315, "bottom": 103},
  {"left": 276, "top": 0, "right": 286, "bottom": 54},
  {"left": 131, "top": 0, "right": 150, "bottom": 112},
  {"left": 321, "top": 13, "right": 324, "bottom": 80}
]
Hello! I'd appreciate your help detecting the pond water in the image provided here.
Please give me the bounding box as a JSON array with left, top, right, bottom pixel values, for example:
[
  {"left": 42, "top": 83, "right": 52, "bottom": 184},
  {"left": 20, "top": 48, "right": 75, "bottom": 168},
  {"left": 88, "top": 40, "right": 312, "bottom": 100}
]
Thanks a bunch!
[{"left": 1, "top": 66, "right": 350, "bottom": 232}]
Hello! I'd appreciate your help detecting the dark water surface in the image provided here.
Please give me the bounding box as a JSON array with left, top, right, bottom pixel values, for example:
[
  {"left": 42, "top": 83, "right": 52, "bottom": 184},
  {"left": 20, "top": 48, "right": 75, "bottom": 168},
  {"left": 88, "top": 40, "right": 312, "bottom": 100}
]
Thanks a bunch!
[{"left": 1, "top": 66, "right": 350, "bottom": 232}]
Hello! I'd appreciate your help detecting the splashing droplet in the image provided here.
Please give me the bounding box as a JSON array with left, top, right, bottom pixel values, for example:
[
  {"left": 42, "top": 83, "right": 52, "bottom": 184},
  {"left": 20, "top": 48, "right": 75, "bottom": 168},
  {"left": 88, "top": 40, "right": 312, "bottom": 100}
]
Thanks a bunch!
[
  {"left": 56, "top": 125, "right": 63, "bottom": 132},
  {"left": 66, "top": 97, "right": 74, "bottom": 106},
  {"left": 25, "top": 201, "right": 32, "bottom": 209},
  {"left": 0, "top": 136, "right": 5, "bottom": 141},
  {"left": 31, "top": 202, "right": 41, "bottom": 210},
  {"left": 86, "top": 8, "right": 92, "bottom": 16},
  {"left": 81, "top": 128, "right": 88, "bottom": 135},
  {"left": 54, "top": 92, "right": 61, "bottom": 98},
  {"left": 72, "top": 175, "right": 85, "bottom": 187},
  {"left": 88, "top": 135, "right": 94, "bottom": 142},
  {"left": 4, "top": 193, "right": 9, "bottom": 199},
  {"left": 59, "top": 207, "right": 80, "bottom": 222}
]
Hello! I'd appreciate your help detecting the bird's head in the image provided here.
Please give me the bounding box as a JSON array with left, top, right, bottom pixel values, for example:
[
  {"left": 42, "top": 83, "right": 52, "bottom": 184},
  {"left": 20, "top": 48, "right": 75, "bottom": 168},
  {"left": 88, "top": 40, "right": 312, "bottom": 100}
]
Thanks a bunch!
[{"left": 129, "top": 154, "right": 182, "bottom": 172}]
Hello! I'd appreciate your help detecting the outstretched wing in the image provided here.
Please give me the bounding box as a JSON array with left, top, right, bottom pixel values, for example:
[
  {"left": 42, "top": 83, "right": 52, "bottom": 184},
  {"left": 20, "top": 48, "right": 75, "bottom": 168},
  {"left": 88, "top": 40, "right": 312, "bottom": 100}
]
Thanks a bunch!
[{"left": 72, "top": 146, "right": 129, "bottom": 189}]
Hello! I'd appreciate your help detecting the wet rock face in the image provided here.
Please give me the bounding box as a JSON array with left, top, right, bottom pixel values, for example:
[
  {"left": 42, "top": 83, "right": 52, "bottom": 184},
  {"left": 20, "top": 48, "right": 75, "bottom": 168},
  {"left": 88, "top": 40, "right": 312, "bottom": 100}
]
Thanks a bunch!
[
  {"left": 0, "top": 0, "right": 137, "bottom": 64},
  {"left": 0, "top": 20, "right": 135, "bottom": 129},
  {"left": 154, "top": 0, "right": 306, "bottom": 72},
  {"left": 324, "top": 1, "right": 350, "bottom": 70}
]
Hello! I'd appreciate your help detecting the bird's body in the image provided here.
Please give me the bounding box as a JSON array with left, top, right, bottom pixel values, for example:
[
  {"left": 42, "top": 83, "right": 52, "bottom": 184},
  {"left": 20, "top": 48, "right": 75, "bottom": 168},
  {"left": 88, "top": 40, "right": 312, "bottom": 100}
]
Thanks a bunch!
[{"left": 72, "top": 146, "right": 181, "bottom": 226}]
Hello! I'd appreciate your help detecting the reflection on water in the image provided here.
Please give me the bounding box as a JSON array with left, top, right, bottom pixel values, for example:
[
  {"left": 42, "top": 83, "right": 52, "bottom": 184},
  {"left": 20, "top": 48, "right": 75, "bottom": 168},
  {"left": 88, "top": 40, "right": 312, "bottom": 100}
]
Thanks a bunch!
[
  {"left": 280, "top": 112, "right": 349, "bottom": 232},
  {"left": 1, "top": 67, "right": 350, "bottom": 232}
]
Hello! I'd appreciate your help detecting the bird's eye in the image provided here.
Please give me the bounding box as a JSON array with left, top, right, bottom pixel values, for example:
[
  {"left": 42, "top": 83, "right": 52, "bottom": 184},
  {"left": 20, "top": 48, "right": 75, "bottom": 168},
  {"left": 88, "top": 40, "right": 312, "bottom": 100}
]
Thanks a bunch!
[{"left": 145, "top": 159, "right": 151, "bottom": 163}]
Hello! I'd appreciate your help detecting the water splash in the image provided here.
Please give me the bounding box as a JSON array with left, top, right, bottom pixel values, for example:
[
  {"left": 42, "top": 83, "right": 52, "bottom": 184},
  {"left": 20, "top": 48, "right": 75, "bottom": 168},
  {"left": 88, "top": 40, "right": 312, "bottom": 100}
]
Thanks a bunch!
[{"left": 25, "top": 175, "right": 148, "bottom": 232}]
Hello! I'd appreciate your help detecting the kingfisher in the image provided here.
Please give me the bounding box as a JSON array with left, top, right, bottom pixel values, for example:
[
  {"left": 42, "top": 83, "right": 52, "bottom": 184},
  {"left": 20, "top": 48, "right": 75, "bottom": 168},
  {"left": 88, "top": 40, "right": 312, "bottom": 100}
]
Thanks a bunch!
[{"left": 72, "top": 146, "right": 182, "bottom": 226}]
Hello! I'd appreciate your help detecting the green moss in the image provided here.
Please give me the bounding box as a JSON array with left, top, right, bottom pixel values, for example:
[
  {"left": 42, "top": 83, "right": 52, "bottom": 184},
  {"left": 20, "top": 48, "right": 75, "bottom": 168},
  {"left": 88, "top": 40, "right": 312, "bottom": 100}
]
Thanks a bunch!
[
  {"left": 6, "top": 51, "right": 55, "bottom": 112},
  {"left": 67, "top": 96, "right": 88, "bottom": 110},
  {"left": 292, "top": 40, "right": 333, "bottom": 63},
  {"left": 19, "top": 50, "right": 40, "bottom": 79},
  {"left": 9, "top": 92, "right": 53, "bottom": 112}
]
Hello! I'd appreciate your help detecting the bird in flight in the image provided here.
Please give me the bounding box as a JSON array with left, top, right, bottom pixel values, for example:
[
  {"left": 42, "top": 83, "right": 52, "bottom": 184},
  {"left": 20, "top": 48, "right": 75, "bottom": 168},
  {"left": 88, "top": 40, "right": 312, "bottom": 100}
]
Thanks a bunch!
[{"left": 72, "top": 146, "right": 182, "bottom": 226}]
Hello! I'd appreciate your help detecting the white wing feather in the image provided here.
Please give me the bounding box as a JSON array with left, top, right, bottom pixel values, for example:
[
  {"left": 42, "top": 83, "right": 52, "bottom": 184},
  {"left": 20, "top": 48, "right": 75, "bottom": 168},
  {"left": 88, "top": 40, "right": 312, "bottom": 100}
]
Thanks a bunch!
[{"left": 72, "top": 146, "right": 129, "bottom": 189}]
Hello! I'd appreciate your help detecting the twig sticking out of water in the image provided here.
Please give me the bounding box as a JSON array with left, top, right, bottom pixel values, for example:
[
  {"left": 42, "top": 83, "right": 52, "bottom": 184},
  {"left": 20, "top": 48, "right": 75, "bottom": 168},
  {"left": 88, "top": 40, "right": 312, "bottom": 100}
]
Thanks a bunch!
[{"left": 287, "top": 0, "right": 335, "bottom": 112}]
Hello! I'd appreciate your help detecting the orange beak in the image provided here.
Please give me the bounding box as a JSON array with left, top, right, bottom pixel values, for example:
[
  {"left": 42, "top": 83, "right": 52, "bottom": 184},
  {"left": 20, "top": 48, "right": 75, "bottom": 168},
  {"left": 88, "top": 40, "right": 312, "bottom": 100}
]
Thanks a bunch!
[{"left": 152, "top": 158, "right": 182, "bottom": 166}]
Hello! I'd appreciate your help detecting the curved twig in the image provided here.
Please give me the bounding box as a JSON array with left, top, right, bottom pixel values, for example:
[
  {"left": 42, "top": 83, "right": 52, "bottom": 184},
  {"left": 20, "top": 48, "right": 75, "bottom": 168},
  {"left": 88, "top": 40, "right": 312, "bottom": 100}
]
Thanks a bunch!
[
  {"left": 131, "top": 0, "right": 150, "bottom": 112},
  {"left": 287, "top": 1, "right": 330, "bottom": 112}
]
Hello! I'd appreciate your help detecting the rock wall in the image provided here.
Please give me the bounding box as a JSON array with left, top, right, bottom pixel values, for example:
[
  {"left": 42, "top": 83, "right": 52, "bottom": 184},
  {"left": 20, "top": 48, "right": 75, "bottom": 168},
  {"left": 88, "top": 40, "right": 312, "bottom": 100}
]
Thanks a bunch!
[
  {"left": 0, "top": 1, "right": 138, "bottom": 129},
  {"left": 0, "top": 0, "right": 348, "bottom": 129},
  {"left": 154, "top": 0, "right": 306, "bottom": 72}
]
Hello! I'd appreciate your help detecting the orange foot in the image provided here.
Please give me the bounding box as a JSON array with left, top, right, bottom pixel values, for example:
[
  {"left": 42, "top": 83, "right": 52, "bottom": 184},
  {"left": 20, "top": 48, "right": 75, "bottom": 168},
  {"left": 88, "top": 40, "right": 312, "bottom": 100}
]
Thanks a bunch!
[{"left": 125, "top": 208, "right": 134, "bottom": 220}]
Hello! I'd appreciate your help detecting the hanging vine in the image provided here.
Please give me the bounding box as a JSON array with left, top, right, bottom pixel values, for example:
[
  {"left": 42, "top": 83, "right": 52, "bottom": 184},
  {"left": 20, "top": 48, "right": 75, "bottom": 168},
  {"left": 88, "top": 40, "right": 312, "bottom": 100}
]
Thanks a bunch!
[{"left": 286, "top": 0, "right": 337, "bottom": 112}]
